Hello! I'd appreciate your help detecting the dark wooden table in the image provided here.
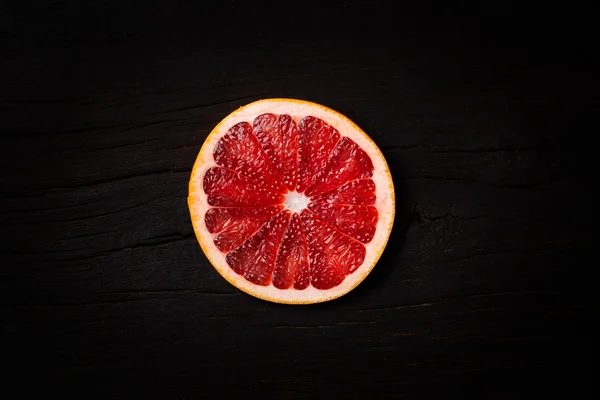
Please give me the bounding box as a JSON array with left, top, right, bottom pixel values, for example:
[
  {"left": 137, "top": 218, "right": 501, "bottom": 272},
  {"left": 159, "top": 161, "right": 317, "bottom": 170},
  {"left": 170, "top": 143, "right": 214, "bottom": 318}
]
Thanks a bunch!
[{"left": 1, "top": 1, "right": 591, "bottom": 398}]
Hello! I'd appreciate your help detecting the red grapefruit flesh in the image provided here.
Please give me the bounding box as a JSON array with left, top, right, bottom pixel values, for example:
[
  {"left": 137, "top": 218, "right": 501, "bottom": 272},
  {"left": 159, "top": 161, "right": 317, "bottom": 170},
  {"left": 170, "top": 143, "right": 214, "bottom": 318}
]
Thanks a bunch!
[
  {"left": 304, "top": 137, "right": 375, "bottom": 197},
  {"left": 226, "top": 210, "right": 292, "bottom": 286},
  {"left": 188, "top": 99, "right": 395, "bottom": 304},
  {"left": 203, "top": 167, "right": 285, "bottom": 207},
  {"left": 253, "top": 113, "right": 299, "bottom": 191},
  {"left": 205, "top": 206, "right": 284, "bottom": 252},
  {"left": 213, "top": 121, "right": 287, "bottom": 193},
  {"left": 273, "top": 213, "right": 310, "bottom": 290},
  {"left": 307, "top": 203, "right": 378, "bottom": 244},
  {"left": 297, "top": 116, "right": 341, "bottom": 193},
  {"left": 310, "top": 179, "right": 377, "bottom": 205},
  {"left": 301, "top": 209, "right": 366, "bottom": 290}
]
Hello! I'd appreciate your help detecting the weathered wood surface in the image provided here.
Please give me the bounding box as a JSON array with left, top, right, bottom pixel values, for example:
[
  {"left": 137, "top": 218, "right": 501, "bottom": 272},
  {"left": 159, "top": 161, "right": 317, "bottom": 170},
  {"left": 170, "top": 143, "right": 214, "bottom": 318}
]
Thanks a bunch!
[{"left": 1, "top": 1, "right": 590, "bottom": 398}]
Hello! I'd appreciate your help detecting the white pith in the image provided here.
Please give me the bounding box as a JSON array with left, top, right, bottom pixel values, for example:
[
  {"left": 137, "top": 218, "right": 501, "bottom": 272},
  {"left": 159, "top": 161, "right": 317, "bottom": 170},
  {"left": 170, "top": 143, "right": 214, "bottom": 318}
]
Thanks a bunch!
[
  {"left": 188, "top": 99, "right": 395, "bottom": 304},
  {"left": 284, "top": 191, "right": 309, "bottom": 213}
]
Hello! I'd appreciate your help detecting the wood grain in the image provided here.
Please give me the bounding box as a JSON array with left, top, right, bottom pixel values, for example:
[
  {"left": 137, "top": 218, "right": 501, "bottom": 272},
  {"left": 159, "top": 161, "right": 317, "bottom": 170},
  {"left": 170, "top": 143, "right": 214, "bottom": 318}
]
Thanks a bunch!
[{"left": 1, "top": 1, "right": 591, "bottom": 398}]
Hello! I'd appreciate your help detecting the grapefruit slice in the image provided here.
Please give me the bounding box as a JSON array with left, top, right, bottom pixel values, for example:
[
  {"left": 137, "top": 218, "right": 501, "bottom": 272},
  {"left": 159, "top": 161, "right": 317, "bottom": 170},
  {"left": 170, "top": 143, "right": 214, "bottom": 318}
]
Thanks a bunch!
[{"left": 188, "top": 99, "right": 394, "bottom": 304}]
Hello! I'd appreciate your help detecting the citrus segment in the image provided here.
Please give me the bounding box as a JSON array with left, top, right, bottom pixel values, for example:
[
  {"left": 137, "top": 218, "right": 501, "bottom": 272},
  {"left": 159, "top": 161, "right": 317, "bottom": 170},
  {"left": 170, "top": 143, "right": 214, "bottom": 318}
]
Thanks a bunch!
[
  {"left": 307, "top": 203, "right": 378, "bottom": 243},
  {"left": 205, "top": 205, "right": 284, "bottom": 252},
  {"left": 297, "top": 116, "right": 341, "bottom": 193},
  {"left": 273, "top": 213, "right": 310, "bottom": 290},
  {"left": 253, "top": 113, "right": 299, "bottom": 191},
  {"left": 310, "top": 178, "right": 376, "bottom": 205},
  {"left": 304, "top": 137, "right": 374, "bottom": 197},
  {"left": 301, "top": 210, "right": 366, "bottom": 290},
  {"left": 225, "top": 210, "right": 292, "bottom": 286},
  {"left": 203, "top": 167, "right": 285, "bottom": 206},
  {"left": 213, "top": 121, "right": 287, "bottom": 193}
]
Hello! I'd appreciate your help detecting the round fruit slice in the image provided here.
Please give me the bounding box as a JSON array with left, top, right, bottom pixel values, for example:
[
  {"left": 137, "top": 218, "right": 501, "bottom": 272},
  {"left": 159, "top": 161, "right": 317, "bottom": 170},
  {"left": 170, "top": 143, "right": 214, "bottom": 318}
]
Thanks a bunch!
[{"left": 188, "top": 99, "right": 394, "bottom": 304}]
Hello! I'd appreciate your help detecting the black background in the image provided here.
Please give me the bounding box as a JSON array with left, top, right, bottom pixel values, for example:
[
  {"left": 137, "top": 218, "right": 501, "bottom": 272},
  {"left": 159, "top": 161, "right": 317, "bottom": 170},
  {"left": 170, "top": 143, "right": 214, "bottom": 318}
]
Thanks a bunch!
[{"left": 1, "top": 1, "right": 593, "bottom": 398}]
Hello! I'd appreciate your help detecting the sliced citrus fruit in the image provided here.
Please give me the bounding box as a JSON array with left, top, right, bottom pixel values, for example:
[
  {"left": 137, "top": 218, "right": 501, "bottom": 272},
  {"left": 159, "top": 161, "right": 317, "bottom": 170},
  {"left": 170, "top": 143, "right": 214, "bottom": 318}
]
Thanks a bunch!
[{"left": 188, "top": 99, "right": 394, "bottom": 304}]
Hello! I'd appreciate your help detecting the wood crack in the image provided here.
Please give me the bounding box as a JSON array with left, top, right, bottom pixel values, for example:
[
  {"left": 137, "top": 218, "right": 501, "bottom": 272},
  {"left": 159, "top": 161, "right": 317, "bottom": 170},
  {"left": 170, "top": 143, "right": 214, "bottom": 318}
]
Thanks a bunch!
[
  {"left": 111, "top": 233, "right": 197, "bottom": 252},
  {"left": 382, "top": 144, "right": 554, "bottom": 153},
  {"left": 405, "top": 176, "right": 555, "bottom": 189},
  {"left": 0, "top": 291, "right": 239, "bottom": 309},
  {"left": 350, "top": 289, "right": 559, "bottom": 314},
  {"left": 435, "top": 247, "right": 557, "bottom": 265},
  {"left": 6, "top": 169, "right": 191, "bottom": 196},
  {"left": 6, "top": 118, "right": 183, "bottom": 140},
  {"left": 6, "top": 233, "right": 196, "bottom": 263},
  {"left": 154, "top": 93, "right": 267, "bottom": 115},
  {"left": 412, "top": 211, "right": 534, "bottom": 224},
  {"left": 103, "top": 289, "right": 237, "bottom": 296},
  {"left": 274, "top": 324, "right": 336, "bottom": 329},
  {"left": 8, "top": 190, "right": 185, "bottom": 224},
  {"left": 351, "top": 300, "right": 445, "bottom": 313}
]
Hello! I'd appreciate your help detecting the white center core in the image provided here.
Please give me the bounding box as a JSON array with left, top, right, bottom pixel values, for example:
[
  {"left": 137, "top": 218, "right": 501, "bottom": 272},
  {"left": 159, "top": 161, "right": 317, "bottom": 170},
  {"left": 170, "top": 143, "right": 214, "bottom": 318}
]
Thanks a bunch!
[{"left": 284, "top": 191, "right": 309, "bottom": 213}]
